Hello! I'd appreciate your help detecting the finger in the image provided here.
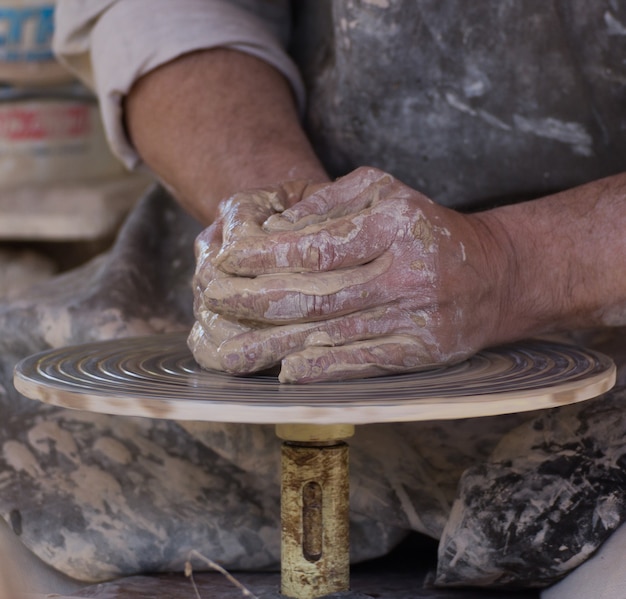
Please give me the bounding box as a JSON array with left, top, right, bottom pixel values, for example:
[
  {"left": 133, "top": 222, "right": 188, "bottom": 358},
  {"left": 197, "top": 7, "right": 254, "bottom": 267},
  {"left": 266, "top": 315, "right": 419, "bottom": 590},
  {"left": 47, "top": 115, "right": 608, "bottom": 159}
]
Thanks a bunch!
[
  {"left": 188, "top": 321, "right": 222, "bottom": 371},
  {"left": 215, "top": 305, "right": 421, "bottom": 373},
  {"left": 219, "top": 180, "right": 315, "bottom": 245},
  {"left": 263, "top": 167, "right": 394, "bottom": 231},
  {"left": 195, "top": 309, "right": 253, "bottom": 342},
  {"left": 279, "top": 335, "right": 438, "bottom": 383},
  {"left": 193, "top": 220, "right": 225, "bottom": 291},
  {"left": 188, "top": 311, "right": 255, "bottom": 371},
  {"left": 204, "top": 252, "right": 394, "bottom": 323},
  {"left": 219, "top": 187, "right": 287, "bottom": 245},
  {"left": 216, "top": 201, "right": 399, "bottom": 276},
  {"left": 194, "top": 220, "right": 221, "bottom": 265}
]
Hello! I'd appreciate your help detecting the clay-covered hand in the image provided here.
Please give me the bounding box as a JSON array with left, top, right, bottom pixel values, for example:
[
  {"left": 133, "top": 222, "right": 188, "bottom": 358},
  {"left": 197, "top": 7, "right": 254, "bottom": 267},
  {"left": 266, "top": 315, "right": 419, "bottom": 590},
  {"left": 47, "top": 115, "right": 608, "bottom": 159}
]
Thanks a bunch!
[
  {"left": 188, "top": 180, "right": 326, "bottom": 371},
  {"left": 195, "top": 167, "right": 514, "bottom": 383}
]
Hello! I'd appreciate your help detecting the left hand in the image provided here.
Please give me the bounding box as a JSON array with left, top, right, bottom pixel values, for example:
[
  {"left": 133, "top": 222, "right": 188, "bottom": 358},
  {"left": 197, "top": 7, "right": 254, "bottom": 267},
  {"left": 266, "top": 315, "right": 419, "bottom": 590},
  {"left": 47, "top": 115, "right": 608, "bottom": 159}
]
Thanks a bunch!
[
  {"left": 198, "top": 167, "right": 514, "bottom": 383},
  {"left": 188, "top": 179, "right": 327, "bottom": 372}
]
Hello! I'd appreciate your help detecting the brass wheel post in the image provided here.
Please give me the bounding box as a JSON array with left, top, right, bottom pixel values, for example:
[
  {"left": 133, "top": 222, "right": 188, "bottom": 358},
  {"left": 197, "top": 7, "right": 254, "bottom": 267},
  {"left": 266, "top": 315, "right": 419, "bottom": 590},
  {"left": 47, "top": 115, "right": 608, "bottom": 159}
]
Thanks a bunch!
[{"left": 276, "top": 423, "right": 355, "bottom": 599}]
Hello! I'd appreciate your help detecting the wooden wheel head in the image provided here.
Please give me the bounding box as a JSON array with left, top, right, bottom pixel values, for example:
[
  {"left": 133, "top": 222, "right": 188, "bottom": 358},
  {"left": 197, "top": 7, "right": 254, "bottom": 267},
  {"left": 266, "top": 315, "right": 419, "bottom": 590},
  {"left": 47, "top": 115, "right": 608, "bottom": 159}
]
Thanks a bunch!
[{"left": 14, "top": 332, "right": 615, "bottom": 425}]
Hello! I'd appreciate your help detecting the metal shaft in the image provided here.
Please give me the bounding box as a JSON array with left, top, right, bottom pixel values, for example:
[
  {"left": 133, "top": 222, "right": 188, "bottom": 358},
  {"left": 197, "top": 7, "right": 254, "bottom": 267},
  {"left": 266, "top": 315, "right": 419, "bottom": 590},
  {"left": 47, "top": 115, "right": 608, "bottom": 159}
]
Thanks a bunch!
[{"left": 276, "top": 424, "right": 354, "bottom": 599}]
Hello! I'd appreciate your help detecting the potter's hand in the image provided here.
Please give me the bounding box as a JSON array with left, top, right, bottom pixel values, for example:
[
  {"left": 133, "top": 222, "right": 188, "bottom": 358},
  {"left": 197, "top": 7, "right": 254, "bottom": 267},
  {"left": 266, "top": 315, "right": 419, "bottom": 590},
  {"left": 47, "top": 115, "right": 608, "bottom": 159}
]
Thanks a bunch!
[
  {"left": 188, "top": 219, "right": 252, "bottom": 372},
  {"left": 188, "top": 180, "right": 326, "bottom": 371},
  {"left": 200, "top": 167, "right": 512, "bottom": 382}
]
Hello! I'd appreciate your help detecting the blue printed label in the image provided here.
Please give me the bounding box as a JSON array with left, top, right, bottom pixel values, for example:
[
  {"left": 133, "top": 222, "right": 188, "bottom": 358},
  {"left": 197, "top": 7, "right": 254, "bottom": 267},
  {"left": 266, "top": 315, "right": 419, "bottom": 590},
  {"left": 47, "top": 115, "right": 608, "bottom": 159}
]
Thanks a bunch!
[{"left": 0, "top": 5, "right": 55, "bottom": 62}]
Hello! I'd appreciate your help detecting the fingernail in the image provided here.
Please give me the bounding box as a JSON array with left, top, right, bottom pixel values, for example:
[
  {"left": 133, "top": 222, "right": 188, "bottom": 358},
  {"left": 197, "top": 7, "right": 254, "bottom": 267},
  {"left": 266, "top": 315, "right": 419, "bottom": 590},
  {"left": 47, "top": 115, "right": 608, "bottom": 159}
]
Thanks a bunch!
[
  {"left": 263, "top": 213, "right": 292, "bottom": 232},
  {"left": 279, "top": 356, "right": 308, "bottom": 383}
]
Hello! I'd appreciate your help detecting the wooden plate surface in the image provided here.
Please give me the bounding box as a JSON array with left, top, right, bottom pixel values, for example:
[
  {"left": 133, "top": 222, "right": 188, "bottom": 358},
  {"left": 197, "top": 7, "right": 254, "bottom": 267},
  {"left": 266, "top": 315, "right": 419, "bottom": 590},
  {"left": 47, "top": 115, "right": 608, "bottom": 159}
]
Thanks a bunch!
[{"left": 14, "top": 333, "right": 616, "bottom": 424}]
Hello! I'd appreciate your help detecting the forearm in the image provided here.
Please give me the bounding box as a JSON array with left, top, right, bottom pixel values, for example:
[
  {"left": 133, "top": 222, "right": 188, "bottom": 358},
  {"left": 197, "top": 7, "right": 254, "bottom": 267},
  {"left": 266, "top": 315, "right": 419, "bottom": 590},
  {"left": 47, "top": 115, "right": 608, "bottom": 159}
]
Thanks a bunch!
[
  {"left": 478, "top": 173, "right": 626, "bottom": 340},
  {"left": 124, "top": 48, "right": 329, "bottom": 224}
]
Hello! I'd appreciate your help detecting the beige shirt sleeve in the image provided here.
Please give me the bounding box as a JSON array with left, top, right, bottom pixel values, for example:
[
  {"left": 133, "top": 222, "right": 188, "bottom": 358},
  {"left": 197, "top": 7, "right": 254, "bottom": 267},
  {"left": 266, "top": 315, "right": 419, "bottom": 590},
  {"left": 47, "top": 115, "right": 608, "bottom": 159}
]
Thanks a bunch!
[{"left": 52, "top": 0, "right": 305, "bottom": 170}]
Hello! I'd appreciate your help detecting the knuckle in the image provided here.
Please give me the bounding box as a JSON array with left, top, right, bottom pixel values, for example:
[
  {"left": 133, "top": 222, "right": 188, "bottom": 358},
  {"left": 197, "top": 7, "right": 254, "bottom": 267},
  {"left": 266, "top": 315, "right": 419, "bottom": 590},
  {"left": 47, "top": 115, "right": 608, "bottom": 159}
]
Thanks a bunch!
[{"left": 301, "top": 293, "right": 334, "bottom": 319}]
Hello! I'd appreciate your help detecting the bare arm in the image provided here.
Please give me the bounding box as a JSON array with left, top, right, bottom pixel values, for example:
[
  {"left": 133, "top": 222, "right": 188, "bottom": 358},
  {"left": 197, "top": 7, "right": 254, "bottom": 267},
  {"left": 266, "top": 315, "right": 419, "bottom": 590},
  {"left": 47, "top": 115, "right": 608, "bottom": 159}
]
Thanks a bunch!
[
  {"left": 481, "top": 174, "right": 626, "bottom": 339},
  {"left": 124, "top": 48, "right": 329, "bottom": 224}
]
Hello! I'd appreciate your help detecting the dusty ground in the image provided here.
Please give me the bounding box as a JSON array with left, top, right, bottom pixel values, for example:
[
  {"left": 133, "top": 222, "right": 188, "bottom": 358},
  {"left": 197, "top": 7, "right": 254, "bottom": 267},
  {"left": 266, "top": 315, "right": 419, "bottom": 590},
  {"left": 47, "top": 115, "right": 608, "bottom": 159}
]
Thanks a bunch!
[{"left": 54, "top": 534, "right": 540, "bottom": 599}]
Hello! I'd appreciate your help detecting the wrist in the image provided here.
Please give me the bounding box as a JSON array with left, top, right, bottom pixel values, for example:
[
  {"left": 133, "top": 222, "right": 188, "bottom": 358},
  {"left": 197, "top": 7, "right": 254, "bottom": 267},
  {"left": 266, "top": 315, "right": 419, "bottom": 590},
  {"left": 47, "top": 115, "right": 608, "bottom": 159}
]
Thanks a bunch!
[
  {"left": 468, "top": 209, "right": 546, "bottom": 345},
  {"left": 170, "top": 155, "right": 330, "bottom": 224}
]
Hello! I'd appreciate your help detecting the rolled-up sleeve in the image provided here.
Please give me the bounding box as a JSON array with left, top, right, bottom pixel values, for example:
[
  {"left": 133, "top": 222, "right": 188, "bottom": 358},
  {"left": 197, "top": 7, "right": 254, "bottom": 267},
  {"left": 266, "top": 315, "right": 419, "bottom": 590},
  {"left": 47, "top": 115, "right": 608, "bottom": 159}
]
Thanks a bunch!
[{"left": 53, "top": 0, "right": 304, "bottom": 170}]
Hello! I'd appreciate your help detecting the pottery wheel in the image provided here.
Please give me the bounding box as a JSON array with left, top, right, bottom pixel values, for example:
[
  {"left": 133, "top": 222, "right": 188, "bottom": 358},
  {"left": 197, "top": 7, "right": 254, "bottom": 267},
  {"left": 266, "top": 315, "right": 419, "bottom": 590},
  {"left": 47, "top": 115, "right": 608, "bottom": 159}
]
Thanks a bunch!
[
  {"left": 14, "top": 332, "right": 615, "bottom": 424},
  {"left": 12, "top": 333, "right": 617, "bottom": 599}
]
